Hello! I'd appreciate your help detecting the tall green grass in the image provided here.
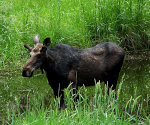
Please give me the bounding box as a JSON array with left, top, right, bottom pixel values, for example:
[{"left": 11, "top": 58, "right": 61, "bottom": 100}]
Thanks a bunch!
[
  {"left": 0, "top": 0, "right": 150, "bottom": 69},
  {"left": 4, "top": 80, "right": 150, "bottom": 125}
]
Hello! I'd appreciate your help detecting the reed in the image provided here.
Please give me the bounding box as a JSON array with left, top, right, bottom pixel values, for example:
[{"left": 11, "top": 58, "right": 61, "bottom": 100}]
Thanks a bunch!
[
  {"left": 0, "top": 0, "right": 150, "bottom": 69},
  {"left": 4, "top": 80, "right": 150, "bottom": 125}
]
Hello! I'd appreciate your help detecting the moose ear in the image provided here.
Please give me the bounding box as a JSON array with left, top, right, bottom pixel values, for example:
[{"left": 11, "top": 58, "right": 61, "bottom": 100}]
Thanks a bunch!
[
  {"left": 43, "top": 37, "right": 51, "bottom": 47},
  {"left": 33, "top": 34, "right": 40, "bottom": 45}
]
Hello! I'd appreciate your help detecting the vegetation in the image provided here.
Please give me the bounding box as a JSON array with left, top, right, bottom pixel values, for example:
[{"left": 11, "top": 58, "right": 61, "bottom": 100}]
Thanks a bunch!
[
  {"left": 3, "top": 79, "right": 150, "bottom": 125},
  {"left": 0, "top": 63, "right": 150, "bottom": 124},
  {"left": 0, "top": 0, "right": 150, "bottom": 124},
  {"left": 1, "top": 0, "right": 150, "bottom": 69}
]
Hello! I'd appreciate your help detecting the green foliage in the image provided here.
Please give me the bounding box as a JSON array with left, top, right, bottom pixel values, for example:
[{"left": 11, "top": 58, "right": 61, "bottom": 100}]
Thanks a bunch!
[
  {"left": 4, "top": 79, "right": 150, "bottom": 125},
  {"left": 0, "top": 0, "right": 150, "bottom": 69}
]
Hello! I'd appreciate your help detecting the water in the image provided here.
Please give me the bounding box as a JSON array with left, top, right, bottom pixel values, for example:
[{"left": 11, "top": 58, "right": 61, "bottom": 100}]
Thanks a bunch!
[
  {"left": 0, "top": 54, "right": 150, "bottom": 121},
  {"left": 119, "top": 58, "right": 150, "bottom": 105}
]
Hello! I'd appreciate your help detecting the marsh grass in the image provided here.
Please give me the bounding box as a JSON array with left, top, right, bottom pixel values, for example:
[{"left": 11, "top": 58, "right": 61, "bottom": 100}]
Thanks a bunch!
[
  {"left": 4, "top": 78, "right": 150, "bottom": 125},
  {"left": 0, "top": 0, "right": 150, "bottom": 69}
]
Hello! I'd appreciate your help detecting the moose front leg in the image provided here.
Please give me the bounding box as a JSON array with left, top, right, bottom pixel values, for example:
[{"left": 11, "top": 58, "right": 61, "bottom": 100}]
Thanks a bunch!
[{"left": 53, "top": 88, "right": 64, "bottom": 108}]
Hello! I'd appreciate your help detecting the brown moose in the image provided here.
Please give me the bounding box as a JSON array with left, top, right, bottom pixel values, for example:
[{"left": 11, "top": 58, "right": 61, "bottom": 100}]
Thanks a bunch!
[{"left": 22, "top": 35, "right": 125, "bottom": 107}]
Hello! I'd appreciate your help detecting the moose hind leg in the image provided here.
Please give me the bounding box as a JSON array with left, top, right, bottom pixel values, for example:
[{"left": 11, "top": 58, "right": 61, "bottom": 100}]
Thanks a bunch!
[
  {"left": 68, "top": 70, "right": 79, "bottom": 102},
  {"left": 104, "top": 77, "right": 118, "bottom": 95},
  {"left": 108, "top": 78, "right": 117, "bottom": 90},
  {"left": 71, "top": 82, "right": 79, "bottom": 102}
]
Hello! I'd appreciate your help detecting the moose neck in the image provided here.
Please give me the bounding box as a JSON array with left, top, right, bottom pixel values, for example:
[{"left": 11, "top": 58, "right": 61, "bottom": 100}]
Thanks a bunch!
[{"left": 42, "top": 49, "right": 55, "bottom": 74}]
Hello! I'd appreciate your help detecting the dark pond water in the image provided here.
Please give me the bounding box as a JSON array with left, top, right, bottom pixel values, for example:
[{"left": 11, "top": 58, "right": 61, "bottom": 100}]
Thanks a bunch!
[{"left": 0, "top": 53, "right": 150, "bottom": 121}]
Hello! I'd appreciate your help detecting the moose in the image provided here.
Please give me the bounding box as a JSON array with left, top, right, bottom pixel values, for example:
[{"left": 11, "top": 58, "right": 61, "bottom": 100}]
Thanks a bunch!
[{"left": 22, "top": 35, "right": 125, "bottom": 107}]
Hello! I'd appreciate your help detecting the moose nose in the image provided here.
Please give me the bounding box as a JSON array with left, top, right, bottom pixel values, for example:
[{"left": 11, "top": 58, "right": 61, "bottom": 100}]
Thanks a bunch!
[
  {"left": 22, "top": 69, "right": 27, "bottom": 77},
  {"left": 22, "top": 68, "right": 32, "bottom": 77}
]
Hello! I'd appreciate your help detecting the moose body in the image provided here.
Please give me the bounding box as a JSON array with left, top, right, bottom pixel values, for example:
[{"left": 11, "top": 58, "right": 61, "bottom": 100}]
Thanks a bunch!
[{"left": 22, "top": 35, "right": 125, "bottom": 106}]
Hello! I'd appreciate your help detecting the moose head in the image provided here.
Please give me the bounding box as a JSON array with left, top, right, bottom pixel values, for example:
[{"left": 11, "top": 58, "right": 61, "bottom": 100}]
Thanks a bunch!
[{"left": 22, "top": 35, "right": 51, "bottom": 77}]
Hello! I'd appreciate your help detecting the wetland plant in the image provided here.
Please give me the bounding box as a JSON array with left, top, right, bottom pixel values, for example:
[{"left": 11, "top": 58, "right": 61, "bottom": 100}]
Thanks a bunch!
[{"left": 4, "top": 79, "right": 150, "bottom": 125}]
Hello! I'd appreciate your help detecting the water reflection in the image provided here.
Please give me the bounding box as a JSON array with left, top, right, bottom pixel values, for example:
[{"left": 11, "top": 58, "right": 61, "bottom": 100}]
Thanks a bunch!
[{"left": 119, "top": 55, "right": 150, "bottom": 105}]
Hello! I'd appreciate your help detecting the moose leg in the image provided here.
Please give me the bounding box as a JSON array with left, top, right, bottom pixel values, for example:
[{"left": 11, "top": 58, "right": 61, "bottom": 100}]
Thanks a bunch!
[
  {"left": 59, "top": 90, "right": 64, "bottom": 107},
  {"left": 53, "top": 88, "right": 64, "bottom": 108},
  {"left": 108, "top": 78, "right": 117, "bottom": 90},
  {"left": 104, "top": 76, "right": 118, "bottom": 95},
  {"left": 105, "top": 76, "right": 119, "bottom": 98},
  {"left": 71, "top": 82, "right": 79, "bottom": 102},
  {"left": 68, "top": 70, "right": 79, "bottom": 102}
]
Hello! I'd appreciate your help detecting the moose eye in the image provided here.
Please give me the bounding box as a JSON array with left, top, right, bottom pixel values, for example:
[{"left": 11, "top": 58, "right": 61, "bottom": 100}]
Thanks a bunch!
[
  {"left": 37, "top": 54, "right": 42, "bottom": 58},
  {"left": 33, "top": 49, "right": 38, "bottom": 53}
]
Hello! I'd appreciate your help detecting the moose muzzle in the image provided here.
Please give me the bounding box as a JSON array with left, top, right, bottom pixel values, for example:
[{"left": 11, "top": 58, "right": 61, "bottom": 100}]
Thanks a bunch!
[{"left": 22, "top": 68, "right": 35, "bottom": 77}]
